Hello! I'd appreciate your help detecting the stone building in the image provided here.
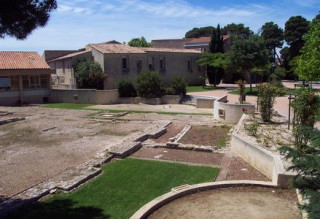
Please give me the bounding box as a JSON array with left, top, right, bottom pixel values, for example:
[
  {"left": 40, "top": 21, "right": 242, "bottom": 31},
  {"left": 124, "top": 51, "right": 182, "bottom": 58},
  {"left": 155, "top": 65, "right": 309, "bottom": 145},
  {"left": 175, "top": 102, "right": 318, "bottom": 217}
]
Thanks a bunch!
[
  {"left": 47, "top": 42, "right": 204, "bottom": 89},
  {"left": 0, "top": 51, "right": 53, "bottom": 106}
]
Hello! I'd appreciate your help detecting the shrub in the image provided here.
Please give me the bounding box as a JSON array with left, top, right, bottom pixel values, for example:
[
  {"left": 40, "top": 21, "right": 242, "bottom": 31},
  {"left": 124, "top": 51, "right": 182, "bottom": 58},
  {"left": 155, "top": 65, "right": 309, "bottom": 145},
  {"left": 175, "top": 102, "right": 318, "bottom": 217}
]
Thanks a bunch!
[
  {"left": 245, "top": 122, "right": 259, "bottom": 136},
  {"left": 74, "top": 60, "right": 104, "bottom": 90},
  {"left": 169, "top": 76, "right": 187, "bottom": 96},
  {"left": 292, "top": 88, "right": 320, "bottom": 147},
  {"left": 137, "top": 71, "right": 162, "bottom": 98},
  {"left": 258, "top": 83, "right": 282, "bottom": 122},
  {"left": 117, "top": 79, "right": 137, "bottom": 97}
]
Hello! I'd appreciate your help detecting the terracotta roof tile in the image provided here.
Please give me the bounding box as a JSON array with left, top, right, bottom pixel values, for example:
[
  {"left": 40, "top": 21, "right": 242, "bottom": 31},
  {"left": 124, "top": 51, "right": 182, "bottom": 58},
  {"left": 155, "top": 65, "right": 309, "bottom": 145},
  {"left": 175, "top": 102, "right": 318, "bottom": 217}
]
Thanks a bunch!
[
  {"left": 0, "top": 51, "right": 50, "bottom": 69},
  {"left": 186, "top": 35, "right": 229, "bottom": 44},
  {"left": 142, "top": 47, "right": 201, "bottom": 53},
  {"left": 89, "top": 43, "right": 146, "bottom": 54}
]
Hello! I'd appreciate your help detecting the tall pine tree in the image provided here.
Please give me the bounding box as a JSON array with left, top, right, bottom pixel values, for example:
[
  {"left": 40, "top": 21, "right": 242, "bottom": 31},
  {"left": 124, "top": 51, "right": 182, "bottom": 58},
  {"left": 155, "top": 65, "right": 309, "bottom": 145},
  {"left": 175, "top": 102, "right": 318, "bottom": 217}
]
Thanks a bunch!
[{"left": 207, "top": 24, "right": 224, "bottom": 86}]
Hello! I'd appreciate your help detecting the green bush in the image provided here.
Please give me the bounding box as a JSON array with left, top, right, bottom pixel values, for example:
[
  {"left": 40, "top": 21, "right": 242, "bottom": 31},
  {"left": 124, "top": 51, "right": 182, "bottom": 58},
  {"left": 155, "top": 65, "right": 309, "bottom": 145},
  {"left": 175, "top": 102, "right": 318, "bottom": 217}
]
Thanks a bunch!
[
  {"left": 258, "top": 83, "right": 283, "bottom": 122},
  {"left": 74, "top": 60, "right": 104, "bottom": 90},
  {"left": 169, "top": 76, "right": 187, "bottom": 96},
  {"left": 245, "top": 122, "right": 259, "bottom": 136},
  {"left": 137, "top": 71, "right": 162, "bottom": 98},
  {"left": 117, "top": 79, "right": 137, "bottom": 97}
]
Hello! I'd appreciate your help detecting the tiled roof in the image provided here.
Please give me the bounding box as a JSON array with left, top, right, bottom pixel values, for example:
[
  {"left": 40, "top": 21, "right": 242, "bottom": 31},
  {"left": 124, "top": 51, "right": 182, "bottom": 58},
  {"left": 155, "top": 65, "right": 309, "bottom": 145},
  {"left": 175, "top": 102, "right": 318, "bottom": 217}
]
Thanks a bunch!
[
  {"left": 48, "top": 50, "right": 91, "bottom": 62},
  {"left": 0, "top": 51, "right": 50, "bottom": 70},
  {"left": 89, "top": 43, "right": 146, "bottom": 54},
  {"left": 142, "top": 47, "right": 201, "bottom": 53}
]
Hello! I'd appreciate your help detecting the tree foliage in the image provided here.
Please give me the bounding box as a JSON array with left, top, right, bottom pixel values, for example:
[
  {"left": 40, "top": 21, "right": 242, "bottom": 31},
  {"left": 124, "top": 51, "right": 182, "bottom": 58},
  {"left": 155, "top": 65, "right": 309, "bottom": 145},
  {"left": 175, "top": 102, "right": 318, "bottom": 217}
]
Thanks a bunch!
[
  {"left": 280, "top": 127, "right": 320, "bottom": 218},
  {"left": 221, "top": 23, "right": 253, "bottom": 38},
  {"left": 0, "top": 0, "right": 57, "bottom": 39},
  {"left": 185, "top": 26, "right": 214, "bottom": 38},
  {"left": 284, "top": 16, "right": 309, "bottom": 58},
  {"left": 261, "top": 22, "right": 284, "bottom": 63},
  {"left": 74, "top": 60, "right": 104, "bottom": 90},
  {"left": 128, "top": 37, "right": 151, "bottom": 47},
  {"left": 169, "top": 76, "right": 187, "bottom": 96},
  {"left": 117, "top": 79, "right": 137, "bottom": 97},
  {"left": 296, "top": 18, "right": 320, "bottom": 82},
  {"left": 228, "top": 35, "right": 269, "bottom": 91},
  {"left": 137, "top": 71, "right": 162, "bottom": 98}
]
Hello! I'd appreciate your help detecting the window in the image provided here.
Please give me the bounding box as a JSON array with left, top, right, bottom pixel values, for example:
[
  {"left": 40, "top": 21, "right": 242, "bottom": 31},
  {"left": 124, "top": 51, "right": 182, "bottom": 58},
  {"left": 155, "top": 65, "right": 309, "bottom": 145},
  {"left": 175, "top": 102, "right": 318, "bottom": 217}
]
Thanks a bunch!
[
  {"left": 188, "top": 59, "right": 193, "bottom": 72},
  {"left": 40, "top": 75, "right": 49, "bottom": 88},
  {"left": 30, "top": 75, "right": 40, "bottom": 89},
  {"left": 122, "top": 56, "right": 129, "bottom": 70},
  {"left": 136, "top": 60, "right": 142, "bottom": 73},
  {"left": 148, "top": 56, "right": 155, "bottom": 70},
  {"left": 160, "top": 57, "right": 166, "bottom": 71}
]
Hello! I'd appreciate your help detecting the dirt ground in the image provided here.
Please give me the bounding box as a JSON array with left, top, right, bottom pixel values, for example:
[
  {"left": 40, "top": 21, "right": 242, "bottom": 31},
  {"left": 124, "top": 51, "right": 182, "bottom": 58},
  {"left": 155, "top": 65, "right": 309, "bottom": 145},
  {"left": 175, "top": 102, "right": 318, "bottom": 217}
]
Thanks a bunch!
[
  {"left": 179, "top": 125, "right": 230, "bottom": 146},
  {"left": 0, "top": 106, "right": 154, "bottom": 199},
  {"left": 149, "top": 186, "right": 301, "bottom": 219}
]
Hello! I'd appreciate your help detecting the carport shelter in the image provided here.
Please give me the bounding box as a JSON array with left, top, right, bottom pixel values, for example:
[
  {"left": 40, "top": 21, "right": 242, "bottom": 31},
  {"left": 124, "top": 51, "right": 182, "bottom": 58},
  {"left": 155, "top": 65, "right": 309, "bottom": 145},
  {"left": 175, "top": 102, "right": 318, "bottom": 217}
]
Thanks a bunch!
[{"left": 0, "top": 51, "right": 54, "bottom": 105}]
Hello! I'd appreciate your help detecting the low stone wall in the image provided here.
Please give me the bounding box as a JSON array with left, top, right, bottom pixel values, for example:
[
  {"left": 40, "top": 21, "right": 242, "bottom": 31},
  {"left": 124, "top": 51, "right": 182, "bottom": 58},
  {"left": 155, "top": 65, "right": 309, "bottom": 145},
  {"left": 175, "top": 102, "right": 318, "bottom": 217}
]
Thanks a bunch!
[
  {"left": 50, "top": 89, "right": 119, "bottom": 105},
  {"left": 196, "top": 98, "right": 215, "bottom": 108},
  {"left": 0, "top": 90, "right": 50, "bottom": 106},
  {"left": 231, "top": 114, "right": 296, "bottom": 188},
  {"left": 118, "top": 95, "right": 181, "bottom": 105},
  {"left": 213, "top": 95, "right": 255, "bottom": 124}
]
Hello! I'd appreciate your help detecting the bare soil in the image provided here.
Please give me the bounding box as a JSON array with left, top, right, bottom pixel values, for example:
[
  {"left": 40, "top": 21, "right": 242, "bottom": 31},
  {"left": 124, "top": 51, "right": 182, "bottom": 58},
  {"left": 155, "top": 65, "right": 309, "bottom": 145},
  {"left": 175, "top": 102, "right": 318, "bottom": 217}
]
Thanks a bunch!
[
  {"left": 179, "top": 125, "right": 230, "bottom": 146},
  {"left": 149, "top": 186, "right": 301, "bottom": 219},
  {"left": 154, "top": 122, "right": 187, "bottom": 143},
  {"left": 0, "top": 106, "right": 152, "bottom": 198}
]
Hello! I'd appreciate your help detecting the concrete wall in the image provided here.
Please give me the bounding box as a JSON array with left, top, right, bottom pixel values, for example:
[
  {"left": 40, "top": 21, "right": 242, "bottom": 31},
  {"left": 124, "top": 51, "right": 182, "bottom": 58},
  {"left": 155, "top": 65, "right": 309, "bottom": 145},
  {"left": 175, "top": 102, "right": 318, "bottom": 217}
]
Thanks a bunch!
[
  {"left": 50, "top": 89, "right": 119, "bottom": 105},
  {"left": 117, "top": 95, "right": 181, "bottom": 105},
  {"left": 231, "top": 114, "right": 296, "bottom": 188},
  {"left": 196, "top": 98, "right": 215, "bottom": 108},
  {"left": 0, "top": 89, "right": 50, "bottom": 106},
  {"left": 213, "top": 95, "right": 255, "bottom": 124}
]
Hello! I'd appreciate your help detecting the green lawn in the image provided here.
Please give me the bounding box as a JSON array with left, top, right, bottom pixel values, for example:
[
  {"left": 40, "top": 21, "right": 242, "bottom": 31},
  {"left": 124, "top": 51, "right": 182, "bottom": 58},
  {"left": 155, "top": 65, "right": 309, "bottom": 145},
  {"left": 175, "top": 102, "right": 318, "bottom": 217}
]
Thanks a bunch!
[
  {"left": 43, "top": 103, "right": 212, "bottom": 116},
  {"left": 229, "top": 87, "right": 259, "bottom": 96},
  {"left": 21, "top": 159, "right": 219, "bottom": 219},
  {"left": 187, "top": 85, "right": 224, "bottom": 93}
]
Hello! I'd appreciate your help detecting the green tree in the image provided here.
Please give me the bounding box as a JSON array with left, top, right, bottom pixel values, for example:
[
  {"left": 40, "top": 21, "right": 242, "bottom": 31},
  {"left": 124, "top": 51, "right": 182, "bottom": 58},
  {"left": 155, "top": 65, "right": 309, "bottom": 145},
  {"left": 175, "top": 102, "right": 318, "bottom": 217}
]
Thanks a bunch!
[
  {"left": 228, "top": 35, "right": 270, "bottom": 92},
  {"left": 296, "top": 18, "right": 320, "bottom": 82},
  {"left": 74, "top": 60, "right": 104, "bottom": 90},
  {"left": 0, "top": 0, "right": 57, "bottom": 39},
  {"left": 261, "top": 22, "right": 284, "bottom": 64},
  {"left": 185, "top": 26, "right": 214, "bottom": 38},
  {"left": 284, "top": 16, "right": 309, "bottom": 60},
  {"left": 221, "top": 23, "right": 253, "bottom": 38},
  {"left": 128, "top": 37, "right": 151, "bottom": 47}
]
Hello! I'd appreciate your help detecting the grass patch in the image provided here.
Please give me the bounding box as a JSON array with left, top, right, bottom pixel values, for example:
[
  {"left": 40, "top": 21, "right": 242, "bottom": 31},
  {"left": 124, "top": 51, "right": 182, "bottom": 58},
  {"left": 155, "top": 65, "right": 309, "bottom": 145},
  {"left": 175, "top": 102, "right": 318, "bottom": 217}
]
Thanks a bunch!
[
  {"left": 43, "top": 103, "right": 92, "bottom": 110},
  {"left": 187, "top": 86, "right": 224, "bottom": 93},
  {"left": 43, "top": 103, "right": 212, "bottom": 116},
  {"left": 229, "top": 87, "right": 259, "bottom": 96},
  {"left": 21, "top": 158, "right": 218, "bottom": 219}
]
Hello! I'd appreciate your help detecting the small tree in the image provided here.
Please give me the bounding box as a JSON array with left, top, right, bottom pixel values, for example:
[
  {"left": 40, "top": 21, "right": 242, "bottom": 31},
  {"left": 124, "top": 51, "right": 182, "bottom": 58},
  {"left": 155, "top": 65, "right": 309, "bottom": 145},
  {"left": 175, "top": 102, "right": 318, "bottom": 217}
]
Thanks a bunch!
[
  {"left": 258, "top": 83, "right": 284, "bottom": 122},
  {"left": 74, "top": 60, "right": 104, "bottom": 90},
  {"left": 117, "top": 79, "right": 137, "bottom": 97},
  {"left": 137, "top": 71, "right": 162, "bottom": 98},
  {"left": 228, "top": 35, "right": 270, "bottom": 92}
]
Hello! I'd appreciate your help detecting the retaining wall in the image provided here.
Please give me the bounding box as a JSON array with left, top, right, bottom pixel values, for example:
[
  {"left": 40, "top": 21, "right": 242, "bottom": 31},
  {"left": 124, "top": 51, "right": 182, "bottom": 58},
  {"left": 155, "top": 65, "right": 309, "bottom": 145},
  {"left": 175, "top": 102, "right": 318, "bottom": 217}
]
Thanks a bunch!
[
  {"left": 196, "top": 98, "right": 215, "bottom": 108},
  {"left": 231, "top": 114, "right": 296, "bottom": 188},
  {"left": 213, "top": 95, "right": 255, "bottom": 124}
]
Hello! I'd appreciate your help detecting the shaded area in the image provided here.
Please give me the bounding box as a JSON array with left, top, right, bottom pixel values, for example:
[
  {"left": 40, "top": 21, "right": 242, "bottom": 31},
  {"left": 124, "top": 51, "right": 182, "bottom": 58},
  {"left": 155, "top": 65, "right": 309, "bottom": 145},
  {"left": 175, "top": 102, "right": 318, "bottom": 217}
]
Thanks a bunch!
[{"left": 7, "top": 199, "right": 108, "bottom": 219}]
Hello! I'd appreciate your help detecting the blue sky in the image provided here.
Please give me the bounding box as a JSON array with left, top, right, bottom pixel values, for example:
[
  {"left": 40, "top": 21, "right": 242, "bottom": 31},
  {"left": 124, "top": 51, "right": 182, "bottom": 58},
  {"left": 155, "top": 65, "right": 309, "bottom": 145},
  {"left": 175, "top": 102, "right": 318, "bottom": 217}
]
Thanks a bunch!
[{"left": 0, "top": 0, "right": 319, "bottom": 54}]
